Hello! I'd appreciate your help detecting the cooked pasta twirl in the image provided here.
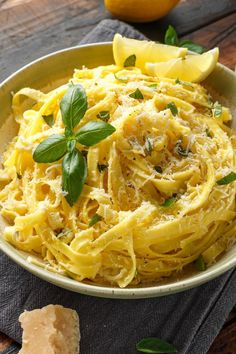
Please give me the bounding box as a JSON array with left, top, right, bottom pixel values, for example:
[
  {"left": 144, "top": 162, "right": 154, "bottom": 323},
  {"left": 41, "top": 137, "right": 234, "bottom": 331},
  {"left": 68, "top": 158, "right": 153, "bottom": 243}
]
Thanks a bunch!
[{"left": 0, "top": 65, "right": 236, "bottom": 287}]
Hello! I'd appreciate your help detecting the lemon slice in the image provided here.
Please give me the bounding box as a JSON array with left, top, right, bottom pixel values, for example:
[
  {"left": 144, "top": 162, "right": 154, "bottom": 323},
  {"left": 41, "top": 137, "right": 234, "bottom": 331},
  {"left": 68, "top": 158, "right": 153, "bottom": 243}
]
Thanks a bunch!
[
  {"left": 145, "top": 48, "right": 219, "bottom": 83},
  {"left": 113, "top": 34, "right": 187, "bottom": 71}
]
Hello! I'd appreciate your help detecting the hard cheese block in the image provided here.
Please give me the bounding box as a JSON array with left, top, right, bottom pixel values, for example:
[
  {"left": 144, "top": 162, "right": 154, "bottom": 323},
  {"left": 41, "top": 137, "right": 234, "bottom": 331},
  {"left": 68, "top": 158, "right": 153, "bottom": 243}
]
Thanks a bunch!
[{"left": 19, "top": 304, "right": 80, "bottom": 354}]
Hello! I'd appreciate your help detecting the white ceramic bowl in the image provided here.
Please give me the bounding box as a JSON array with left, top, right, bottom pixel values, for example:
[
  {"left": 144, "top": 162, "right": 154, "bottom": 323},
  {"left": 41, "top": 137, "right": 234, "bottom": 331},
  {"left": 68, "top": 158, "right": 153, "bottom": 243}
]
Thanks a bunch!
[{"left": 0, "top": 43, "right": 236, "bottom": 299}]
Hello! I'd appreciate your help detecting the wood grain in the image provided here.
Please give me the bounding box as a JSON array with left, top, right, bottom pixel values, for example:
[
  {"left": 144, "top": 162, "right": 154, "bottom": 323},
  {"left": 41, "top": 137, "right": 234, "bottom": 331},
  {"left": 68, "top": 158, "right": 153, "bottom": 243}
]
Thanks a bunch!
[
  {"left": 181, "top": 12, "right": 236, "bottom": 70},
  {"left": 208, "top": 311, "right": 236, "bottom": 353},
  {"left": 0, "top": 332, "right": 13, "bottom": 350}
]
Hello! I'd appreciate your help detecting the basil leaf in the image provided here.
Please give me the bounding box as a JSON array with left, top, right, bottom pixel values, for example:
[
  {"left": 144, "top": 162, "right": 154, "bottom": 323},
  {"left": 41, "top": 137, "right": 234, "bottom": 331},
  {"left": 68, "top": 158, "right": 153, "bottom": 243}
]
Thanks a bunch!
[
  {"left": 161, "top": 197, "right": 177, "bottom": 208},
  {"left": 60, "top": 84, "right": 87, "bottom": 131},
  {"left": 213, "top": 102, "right": 222, "bottom": 118},
  {"left": 97, "top": 111, "right": 110, "bottom": 122},
  {"left": 206, "top": 129, "right": 212, "bottom": 138},
  {"left": 154, "top": 166, "right": 163, "bottom": 174},
  {"left": 62, "top": 149, "right": 87, "bottom": 206},
  {"left": 175, "top": 78, "right": 193, "bottom": 88},
  {"left": 97, "top": 163, "right": 108, "bottom": 173},
  {"left": 179, "top": 40, "right": 205, "bottom": 54},
  {"left": 145, "top": 137, "right": 153, "bottom": 155},
  {"left": 175, "top": 140, "right": 189, "bottom": 157},
  {"left": 114, "top": 73, "right": 129, "bottom": 82},
  {"left": 164, "top": 25, "right": 179, "bottom": 46},
  {"left": 67, "top": 139, "right": 76, "bottom": 153},
  {"left": 129, "top": 88, "right": 144, "bottom": 99},
  {"left": 194, "top": 255, "right": 206, "bottom": 271},
  {"left": 33, "top": 134, "right": 67, "bottom": 163},
  {"left": 42, "top": 114, "right": 54, "bottom": 127},
  {"left": 137, "top": 337, "right": 177, "bottom": 353},
  {"left": 89, "top": 213, "right": 102, "bottom": 227},
  {"left": 166, "top": 102, "right": 178, "bottom": 116},
  {"left": 76, "top": 121, "right": 116, "bottom": 147},
  {"left": 148, "top": 84, "right": 158, "bottom": 90},
  {"left": 164, "top": 25, "right": 204, "bottom": 55},
  {"left": 217, "top": 171, "right": 236, "bottom": 185},
  {"left": 124, "top": 54, "right": 136, "bottom": 67}
]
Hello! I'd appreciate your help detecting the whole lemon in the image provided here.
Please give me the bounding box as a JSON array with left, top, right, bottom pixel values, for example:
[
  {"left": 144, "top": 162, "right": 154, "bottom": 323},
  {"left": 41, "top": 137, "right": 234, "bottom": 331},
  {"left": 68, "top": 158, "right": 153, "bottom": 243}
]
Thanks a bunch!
[{"left": 104, "top": 0, "right": 180, "bottom": 23}]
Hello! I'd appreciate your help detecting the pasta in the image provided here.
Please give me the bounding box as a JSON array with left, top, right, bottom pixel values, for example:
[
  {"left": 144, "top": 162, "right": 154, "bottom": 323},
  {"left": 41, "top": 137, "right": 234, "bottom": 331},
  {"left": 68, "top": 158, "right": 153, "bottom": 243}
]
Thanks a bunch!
[{"left": 0, "top": 64, "right": 236, "bottom": 288}]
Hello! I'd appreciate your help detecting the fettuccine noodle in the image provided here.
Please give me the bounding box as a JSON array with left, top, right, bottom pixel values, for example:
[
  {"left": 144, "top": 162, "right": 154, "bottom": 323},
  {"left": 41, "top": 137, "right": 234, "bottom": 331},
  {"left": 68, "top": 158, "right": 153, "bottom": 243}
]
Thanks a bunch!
[{"left": 0, "top": 65, "right": 236, "bottom": 287}]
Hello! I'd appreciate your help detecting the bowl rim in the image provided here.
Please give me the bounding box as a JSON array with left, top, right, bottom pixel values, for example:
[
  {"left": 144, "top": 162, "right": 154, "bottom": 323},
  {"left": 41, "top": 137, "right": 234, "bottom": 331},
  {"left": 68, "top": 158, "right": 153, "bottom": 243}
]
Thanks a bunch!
[{"left": 0, "top": 42, "right": 236, "bottom": 299}]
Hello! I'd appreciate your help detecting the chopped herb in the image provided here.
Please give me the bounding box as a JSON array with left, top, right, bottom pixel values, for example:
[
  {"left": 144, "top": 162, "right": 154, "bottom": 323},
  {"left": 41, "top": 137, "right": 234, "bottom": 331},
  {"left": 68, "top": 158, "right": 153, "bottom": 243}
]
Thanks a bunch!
[
  {"left": 129, "top": 88, "right": 144, "bottom": 99},
  {"left": 166, "top": 102, "right": 178, "bottom": 116},
  {"left": 42, "top": 114, "right": 54, "bottom": 127},
  {"left": 205, "top": 129, "right": 212, "bottom": 138},
  {"left": 175, "top": 78, "right": 193, "bottom": 88},
  {"left": 145, "top": 137, "right": 153, "bottom": 155},
  {"left": 16, "top": 173, "right": 22, "bottom": 179},
  {"left": 213, "top": 102, "right": 222, "bottom": 118},
  {"left": 136, "top": 337, "right": 177, "bottom": 353},
  {"left": 154, "top": 166, "right": 163, "bottom": 174},
  {"left": 161, "top": 197, "right": 177, "bottom": 208},
  {"left": 175, "top": 140, "right": 190, "bottom": 157},
  {"left": 217, "top": 171, "right": 236, "bottom": 185},
  {"left": 114, "top": 73, "right": 129, "bottom": 82},
  {"left": 56, "top": 229, "right": 72, "bottom": 239},
  {"left": 97, "top": 163, "right": 108, "bottom": 173},
  {"left": 194, "top": 255, "right": 206, "bottom": 271},
  {"left": 89, "top": 213, "right": 102, "bottom": 227},
  {"left": 124, "top": 54, "right": 136, "bottom": 67},
  {"left": 148, "top": 84, "right": 158, "bottom": 90},
  {"left": 97, "top": 111, "right": 110, "bottom": 122}
]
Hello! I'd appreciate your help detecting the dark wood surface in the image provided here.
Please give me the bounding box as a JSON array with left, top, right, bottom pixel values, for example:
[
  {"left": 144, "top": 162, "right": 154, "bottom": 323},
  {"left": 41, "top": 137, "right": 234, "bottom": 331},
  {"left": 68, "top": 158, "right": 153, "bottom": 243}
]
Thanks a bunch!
[{"left": 0, "top": 0, "right": 236, "bottom": 353}]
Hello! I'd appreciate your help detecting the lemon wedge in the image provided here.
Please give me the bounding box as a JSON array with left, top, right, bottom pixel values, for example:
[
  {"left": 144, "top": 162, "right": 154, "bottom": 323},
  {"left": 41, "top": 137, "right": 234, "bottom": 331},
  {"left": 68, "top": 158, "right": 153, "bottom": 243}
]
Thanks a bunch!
[
  {"left": 145, "top": 48, "right": 219, "bottom": 83},
  {"left": 113, "top": 34, "right": 187, "bottom": 71}
]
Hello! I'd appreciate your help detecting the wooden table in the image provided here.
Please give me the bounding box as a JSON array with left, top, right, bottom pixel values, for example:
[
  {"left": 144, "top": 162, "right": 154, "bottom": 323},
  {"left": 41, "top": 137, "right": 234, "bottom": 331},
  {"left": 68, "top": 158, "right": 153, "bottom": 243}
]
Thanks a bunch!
[{"left": 0, "top": 0, "right": 235, "bottom": 353}]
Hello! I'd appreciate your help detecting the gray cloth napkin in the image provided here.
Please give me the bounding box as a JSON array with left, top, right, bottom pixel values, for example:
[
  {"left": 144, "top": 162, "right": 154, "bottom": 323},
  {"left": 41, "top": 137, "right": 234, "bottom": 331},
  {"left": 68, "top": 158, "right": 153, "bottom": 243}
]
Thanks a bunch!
[{"left": 0, "top": 19, "right": 236, "bottom": 354}]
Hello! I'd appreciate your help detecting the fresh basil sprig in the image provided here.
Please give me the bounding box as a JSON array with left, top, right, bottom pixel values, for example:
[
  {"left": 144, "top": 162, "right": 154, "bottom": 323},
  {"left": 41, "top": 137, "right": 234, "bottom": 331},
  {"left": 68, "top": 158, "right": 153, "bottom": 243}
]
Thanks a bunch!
[
  {"left": 33, "top": 84, "right": 116, "bottom": 206},
  {"left": 136, "top": 337, "right": 177, "bottom": 353},
  {"left": 165, "top": 25, "right": 204, "bottom": 54}
]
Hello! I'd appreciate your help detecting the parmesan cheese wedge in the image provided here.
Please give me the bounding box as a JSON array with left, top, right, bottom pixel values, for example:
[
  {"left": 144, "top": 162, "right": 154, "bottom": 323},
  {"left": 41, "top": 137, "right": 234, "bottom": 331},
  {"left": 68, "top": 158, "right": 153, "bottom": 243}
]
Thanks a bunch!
[{"left": 19, "top": 305, "right": 80, "bottom": 354}]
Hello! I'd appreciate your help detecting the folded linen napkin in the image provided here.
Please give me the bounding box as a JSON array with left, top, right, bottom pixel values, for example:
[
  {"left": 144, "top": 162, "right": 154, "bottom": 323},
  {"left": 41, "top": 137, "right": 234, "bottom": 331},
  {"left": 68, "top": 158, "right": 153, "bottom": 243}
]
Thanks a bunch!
[{"left": 0, "top": 19, "right": 236, "bottom": 354}]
